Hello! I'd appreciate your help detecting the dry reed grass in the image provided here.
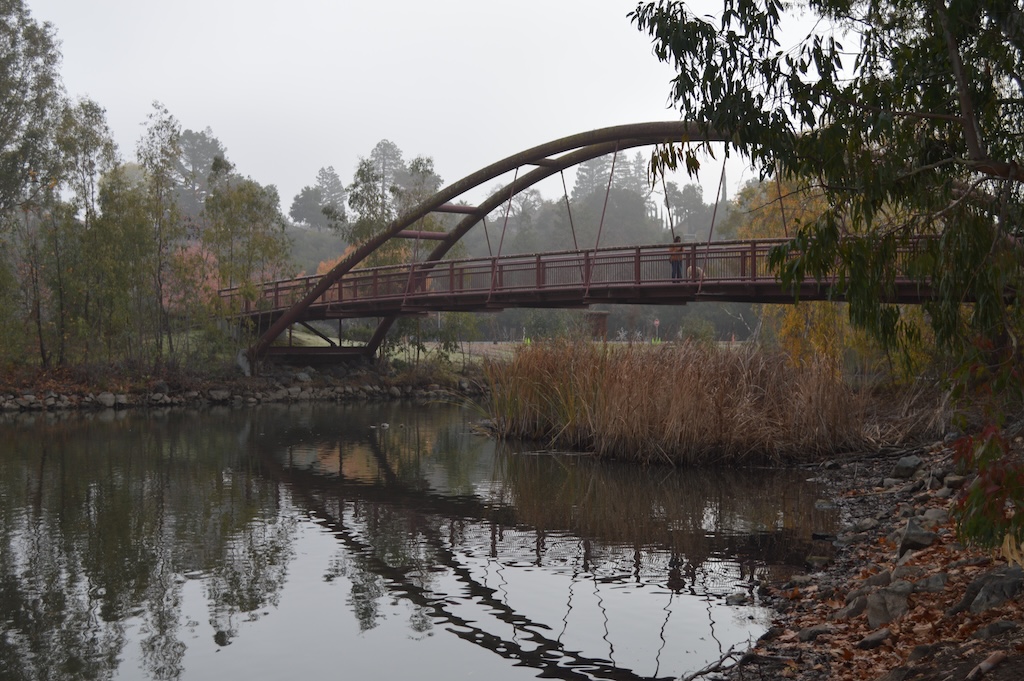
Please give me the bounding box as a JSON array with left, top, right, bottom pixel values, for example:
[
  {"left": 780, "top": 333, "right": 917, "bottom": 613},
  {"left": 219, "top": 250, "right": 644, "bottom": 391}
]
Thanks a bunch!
[{"left": 483, "top": 340, "right": 874, "bottom": 465}]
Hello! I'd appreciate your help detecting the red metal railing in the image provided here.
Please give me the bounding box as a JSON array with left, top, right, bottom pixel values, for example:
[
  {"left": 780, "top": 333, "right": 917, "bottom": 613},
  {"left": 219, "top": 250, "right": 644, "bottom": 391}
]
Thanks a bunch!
[{"left": 219, "top": 238, "right": 931, "bottom": 318}]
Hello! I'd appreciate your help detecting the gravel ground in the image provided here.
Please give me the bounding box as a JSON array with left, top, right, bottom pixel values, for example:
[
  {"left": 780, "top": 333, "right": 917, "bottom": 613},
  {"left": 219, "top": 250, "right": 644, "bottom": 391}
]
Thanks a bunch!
[{"left": 716, "top": 443, "right": 1024, "bottom": 681}]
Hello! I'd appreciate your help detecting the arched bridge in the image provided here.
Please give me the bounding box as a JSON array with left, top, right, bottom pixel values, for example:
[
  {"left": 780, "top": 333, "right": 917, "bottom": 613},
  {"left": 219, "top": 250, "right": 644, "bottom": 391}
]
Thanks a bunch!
[
  {"left": 222, "top": 237, "right": 934, "bottom": 352},
  {"left": 223, "top": 122, "right": 936, "bottom": 362}
]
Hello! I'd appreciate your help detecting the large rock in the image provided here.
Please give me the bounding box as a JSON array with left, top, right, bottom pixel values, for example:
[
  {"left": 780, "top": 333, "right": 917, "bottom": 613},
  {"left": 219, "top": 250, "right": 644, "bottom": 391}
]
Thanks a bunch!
[
  {"left": 832, "top": 595, "right": 867, "bottom": 621},
  {"left": 970, "top": 567, "right": 1024, "bottom": 614},
  {"left": 866, "top": 570, "right": 892, "bottom": 587},
  {"left": 947, "top": 566, "right": 1024, "bottom": 616},
  {"left": 856, "top": 627, "right": 892, "bottom": 650},
  {"left": 854, "top": 517, "right": 880, "bottom": 531},
  {"left": 899, "top": 517, "right": 937, "bottom": 557},
  {"left": 913, "top": 573, "right": 949, "bottom": 593},
  {"left": 943, "top": 474, "right": 967, "bottom": 489},
  {"left": 96, "top": 392, "right": 116, "bottom": 408},
  {"left": 973, "top": 620, "right": 1018, "bottom": 640},
  {"left": 797, "top": 624, "right": 832, "bottom": 642},
  {"left": 891, "top": 455, "right": 923, "bottom": 479},
  {"left": 920, "top": 508, "right": 949, "bottom": 528},
  {"left": 866, "top": 581, "right": 913, "bottom": 628}
]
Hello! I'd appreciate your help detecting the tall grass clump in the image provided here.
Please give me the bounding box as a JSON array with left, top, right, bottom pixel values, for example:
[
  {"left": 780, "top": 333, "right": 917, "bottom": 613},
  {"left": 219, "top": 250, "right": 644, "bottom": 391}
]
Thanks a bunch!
[{"left": 483, "top": 339, "right": 864, "bottom": 465}]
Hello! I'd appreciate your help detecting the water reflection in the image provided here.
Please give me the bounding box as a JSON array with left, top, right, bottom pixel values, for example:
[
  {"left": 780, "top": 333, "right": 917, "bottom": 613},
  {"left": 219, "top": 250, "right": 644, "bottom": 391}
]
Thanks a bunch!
[
  {"left": 0, "top": 409, "right": 294, "bottom": 681},
  {"left": 0, "top": 404, "right": 836, "bottom": 681}
]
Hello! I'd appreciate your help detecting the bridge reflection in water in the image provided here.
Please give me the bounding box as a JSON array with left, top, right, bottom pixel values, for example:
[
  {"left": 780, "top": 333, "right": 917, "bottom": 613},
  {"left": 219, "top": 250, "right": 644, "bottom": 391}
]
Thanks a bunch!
[
  {"left": 0, "top": 402, "right": 838, "bottom": 681},
  {"left": 257, "top": 401, "right": 838, "bottom": 679}
]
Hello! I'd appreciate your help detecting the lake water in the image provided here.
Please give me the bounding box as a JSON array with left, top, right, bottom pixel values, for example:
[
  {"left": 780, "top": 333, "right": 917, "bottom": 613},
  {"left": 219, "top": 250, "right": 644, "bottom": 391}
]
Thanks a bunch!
[{"left": 0, "top": 401, "right": 837, "bottom": 680}]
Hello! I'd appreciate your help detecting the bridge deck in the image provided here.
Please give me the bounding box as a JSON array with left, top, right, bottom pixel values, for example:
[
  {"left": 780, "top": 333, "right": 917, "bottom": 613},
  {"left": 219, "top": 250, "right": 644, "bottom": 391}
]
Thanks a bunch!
[{"left": 221, "top": 238, "right": 933, "bottom": 324}]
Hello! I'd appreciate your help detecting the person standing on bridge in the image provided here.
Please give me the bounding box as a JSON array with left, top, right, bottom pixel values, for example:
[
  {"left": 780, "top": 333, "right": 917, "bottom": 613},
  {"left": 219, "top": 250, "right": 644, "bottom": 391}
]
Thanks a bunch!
[{"left": 669, "top": 235, "right": 684, "bottom": 282}]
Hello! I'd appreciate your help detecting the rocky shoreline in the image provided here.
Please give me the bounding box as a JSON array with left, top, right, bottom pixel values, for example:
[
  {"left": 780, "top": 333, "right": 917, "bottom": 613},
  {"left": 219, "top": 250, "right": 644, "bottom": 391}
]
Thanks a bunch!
[
  {"left": 0, "top": 363, "right": 486, "bottom": 416},
  {"left": 721, "top": 444, "right": 1024, "bottom": 681}
]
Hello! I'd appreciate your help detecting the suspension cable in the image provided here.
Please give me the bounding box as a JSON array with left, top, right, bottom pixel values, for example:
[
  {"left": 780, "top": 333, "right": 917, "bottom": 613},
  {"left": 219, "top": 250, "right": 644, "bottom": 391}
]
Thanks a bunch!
[
  {"left": 482, "top": 215, "right": 494, "bottom": 257},
  {"left": 401, "top": 216, "right": 426, "bottom": 305},
  {"left": 699, "top": 157, "right": 729, "bottom": 293},
  {"left": 490, "top": 166, "right": 520, "bottom": 298},
  {"left": 560, "top": 169, "right": 580, "bottom": 251},
  {"left": 594, "top": 146, "right": 619, "bottom": 253},
  {"left": 586, "top": 147, "right": 619, "bottom": 298},
  {"left": 661, "top": 171, "right": 676, "bottom": 240}
]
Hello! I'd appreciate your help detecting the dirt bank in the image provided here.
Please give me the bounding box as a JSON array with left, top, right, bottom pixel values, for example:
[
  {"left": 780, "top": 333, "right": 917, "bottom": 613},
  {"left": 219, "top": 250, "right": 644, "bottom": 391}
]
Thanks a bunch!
[{"left": 719, "top": 444, "right": 1024, "bottom": 681}]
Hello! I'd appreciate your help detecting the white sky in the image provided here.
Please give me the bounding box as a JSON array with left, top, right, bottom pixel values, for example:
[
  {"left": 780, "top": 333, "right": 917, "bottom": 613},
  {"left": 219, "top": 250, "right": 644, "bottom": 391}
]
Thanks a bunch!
[{"left": 28, "top": 0, "right": 759, "bottom": 212}]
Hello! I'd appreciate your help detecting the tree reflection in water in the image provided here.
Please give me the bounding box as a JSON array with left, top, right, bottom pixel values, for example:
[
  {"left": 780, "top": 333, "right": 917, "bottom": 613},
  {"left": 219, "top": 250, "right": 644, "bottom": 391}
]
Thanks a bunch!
[
  {"left": 0, "top": 403, "right": 837, "bottom": 681},
  {"left": 0, "top": 409, "right": 292, "bottom": 680}
]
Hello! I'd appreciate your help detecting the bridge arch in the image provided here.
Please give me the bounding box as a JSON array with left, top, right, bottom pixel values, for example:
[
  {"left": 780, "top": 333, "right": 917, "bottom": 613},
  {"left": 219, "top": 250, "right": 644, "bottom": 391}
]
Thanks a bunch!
[{"left": 251, "top": 121, "right": 725, "bottom": 361}]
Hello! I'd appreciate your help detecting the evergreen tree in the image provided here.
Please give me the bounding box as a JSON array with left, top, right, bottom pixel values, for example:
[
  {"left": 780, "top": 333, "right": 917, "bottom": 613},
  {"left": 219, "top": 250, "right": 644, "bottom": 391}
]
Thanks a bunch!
[
  {"left": 291, "top": 166, "right": 349, "bottom": 231},
  {"left": 172, "top": 127, "right": 227, "bottom": 222},
  {"left": 315, "top": 165, "right": 347, "bottom": 228}
]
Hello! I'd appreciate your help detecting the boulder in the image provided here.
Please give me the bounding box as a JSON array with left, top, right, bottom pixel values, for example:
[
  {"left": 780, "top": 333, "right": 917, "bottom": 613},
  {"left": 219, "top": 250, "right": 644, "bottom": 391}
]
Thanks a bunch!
[
  {"left": 866, "top": 581, "right": 913, "bottom": 628},
  {"left": 921, "top": 508, "right": 949, "bottom": 527},
  {"left": 854, "top": 517, "right": 880, "bottom": 532},
  {"left": 856, "top": 627, "right": 892, "bottom": 650},
  {"left": 972, "top": 620, "right": 1019, "bottom": 640},
  {"left": 970, "top": 567, "right": 1024, "bottom": 614},
  {"left": 891, "top": 455, "right": 923, "bottom": 479},
  {"left": 943, "top": 474, "right": 967, "bottom": 489},
  {"left": 866, "top": 570, "right": 892, "bottom": 587},
  {"left": 797, "top": 624, "right": 832, "bottom": 642},
  {"left": 899, "top": 517, "right": 937, "bottom": 557},
  {"left": 947, "top": 566, "right": 1024, "bottom": 616},
  {"left": 832, "top": 595, "right": 867, "bottom": 621},
  {"left": 913, "top": 573, "right": 949, "bottom": 593}
]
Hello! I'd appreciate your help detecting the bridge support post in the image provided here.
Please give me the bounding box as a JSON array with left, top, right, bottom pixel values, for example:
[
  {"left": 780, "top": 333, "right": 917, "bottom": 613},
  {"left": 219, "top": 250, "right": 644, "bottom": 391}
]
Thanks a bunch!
[{"left": 366, "top": 317, "right": 395, "bottom": 359}]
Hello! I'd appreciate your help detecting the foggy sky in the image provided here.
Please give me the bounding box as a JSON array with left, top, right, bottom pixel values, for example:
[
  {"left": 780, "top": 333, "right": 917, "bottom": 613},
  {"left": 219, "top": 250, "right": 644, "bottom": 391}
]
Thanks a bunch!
[{"left": 28, "top": 0, "right": 754, "bottom": 211}]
